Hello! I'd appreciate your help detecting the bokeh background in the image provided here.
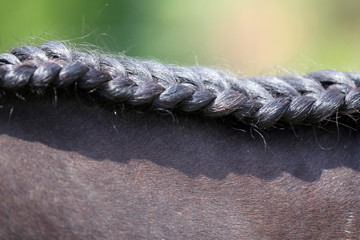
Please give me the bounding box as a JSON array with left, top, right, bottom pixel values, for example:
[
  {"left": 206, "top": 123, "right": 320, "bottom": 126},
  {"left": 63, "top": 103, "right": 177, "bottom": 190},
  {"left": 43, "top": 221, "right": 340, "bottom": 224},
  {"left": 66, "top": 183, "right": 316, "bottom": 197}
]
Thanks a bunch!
[{"left": 1, "top": 0, "right": 360, "bottom": 75}]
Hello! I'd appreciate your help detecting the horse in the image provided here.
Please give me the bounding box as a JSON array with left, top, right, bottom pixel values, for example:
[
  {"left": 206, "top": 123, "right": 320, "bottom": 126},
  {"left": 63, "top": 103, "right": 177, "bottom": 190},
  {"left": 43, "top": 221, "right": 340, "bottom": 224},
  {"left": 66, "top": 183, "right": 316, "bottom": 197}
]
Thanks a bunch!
[{"left": 0, "top": 41, "right": 359, "bottom": 239}]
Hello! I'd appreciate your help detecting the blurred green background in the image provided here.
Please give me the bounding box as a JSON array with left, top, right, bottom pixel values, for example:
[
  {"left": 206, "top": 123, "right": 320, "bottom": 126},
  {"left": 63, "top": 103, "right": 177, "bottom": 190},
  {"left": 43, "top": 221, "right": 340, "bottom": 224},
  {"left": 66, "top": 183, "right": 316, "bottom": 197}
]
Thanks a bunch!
[{"left": 1, "top": 0, "right": 360, "bottom": 75}]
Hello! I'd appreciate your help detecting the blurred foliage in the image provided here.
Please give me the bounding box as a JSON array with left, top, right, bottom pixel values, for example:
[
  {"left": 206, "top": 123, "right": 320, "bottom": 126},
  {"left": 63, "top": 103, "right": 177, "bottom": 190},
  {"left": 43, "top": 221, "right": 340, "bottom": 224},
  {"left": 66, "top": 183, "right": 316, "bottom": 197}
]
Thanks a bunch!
[{"left": 1, "top": 0, "right": 360, "bottom": 74}]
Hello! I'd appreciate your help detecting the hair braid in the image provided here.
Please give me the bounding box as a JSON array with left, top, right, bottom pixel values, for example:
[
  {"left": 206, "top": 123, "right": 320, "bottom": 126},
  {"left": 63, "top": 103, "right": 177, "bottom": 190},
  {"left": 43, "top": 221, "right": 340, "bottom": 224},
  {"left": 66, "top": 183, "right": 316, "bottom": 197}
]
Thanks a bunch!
[{"left": 1, "top": 41, "right": 360, "bottom": 129}]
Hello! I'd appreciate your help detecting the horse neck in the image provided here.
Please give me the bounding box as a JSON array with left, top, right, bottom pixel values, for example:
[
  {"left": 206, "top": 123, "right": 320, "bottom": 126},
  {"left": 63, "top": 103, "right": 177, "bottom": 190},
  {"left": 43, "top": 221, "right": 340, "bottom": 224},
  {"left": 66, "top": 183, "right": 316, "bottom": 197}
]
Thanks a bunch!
[{"left": 0, "top": 93, "right": 359, "bottom": 239}]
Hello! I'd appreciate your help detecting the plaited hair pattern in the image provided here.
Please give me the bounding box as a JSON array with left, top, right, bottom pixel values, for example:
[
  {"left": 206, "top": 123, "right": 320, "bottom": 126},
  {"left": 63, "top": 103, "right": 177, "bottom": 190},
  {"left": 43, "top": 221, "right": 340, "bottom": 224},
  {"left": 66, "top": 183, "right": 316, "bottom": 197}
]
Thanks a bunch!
[{"left": 1, "top": 41, "right": 360, "bottom": 129}]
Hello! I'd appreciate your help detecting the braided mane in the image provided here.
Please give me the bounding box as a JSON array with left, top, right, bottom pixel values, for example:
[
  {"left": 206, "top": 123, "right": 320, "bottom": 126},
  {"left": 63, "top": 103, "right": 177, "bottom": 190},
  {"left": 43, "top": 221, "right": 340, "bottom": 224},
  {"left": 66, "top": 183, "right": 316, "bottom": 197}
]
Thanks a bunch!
[{"left": 1, "top": 41, "right": 360, "bottom": 129}]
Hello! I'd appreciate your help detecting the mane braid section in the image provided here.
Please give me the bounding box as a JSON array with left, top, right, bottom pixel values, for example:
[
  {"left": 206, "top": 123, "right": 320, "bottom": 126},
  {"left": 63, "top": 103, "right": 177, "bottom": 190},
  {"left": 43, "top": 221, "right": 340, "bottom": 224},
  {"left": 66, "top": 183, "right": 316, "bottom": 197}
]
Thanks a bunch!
[{"left": 1, "top": 41, "right": 360, "bottom": 129}]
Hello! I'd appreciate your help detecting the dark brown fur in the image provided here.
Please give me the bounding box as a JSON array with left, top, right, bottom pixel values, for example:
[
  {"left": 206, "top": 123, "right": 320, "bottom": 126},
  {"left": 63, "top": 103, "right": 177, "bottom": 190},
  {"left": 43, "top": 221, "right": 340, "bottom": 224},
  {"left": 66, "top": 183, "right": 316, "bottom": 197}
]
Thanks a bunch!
[{"left": 0, "top": 92, "right": 359, "bottom": 239}]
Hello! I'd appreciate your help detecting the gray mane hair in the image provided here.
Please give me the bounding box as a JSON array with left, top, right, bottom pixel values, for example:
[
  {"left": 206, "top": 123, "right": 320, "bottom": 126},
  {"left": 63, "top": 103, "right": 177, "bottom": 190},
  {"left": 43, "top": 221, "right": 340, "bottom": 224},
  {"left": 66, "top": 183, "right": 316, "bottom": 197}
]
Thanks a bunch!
[{"left": 1, "top": 41, "right": 360, "bottom": 129}]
